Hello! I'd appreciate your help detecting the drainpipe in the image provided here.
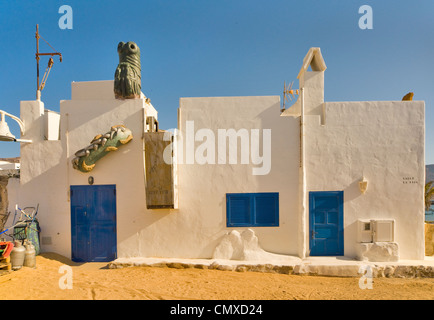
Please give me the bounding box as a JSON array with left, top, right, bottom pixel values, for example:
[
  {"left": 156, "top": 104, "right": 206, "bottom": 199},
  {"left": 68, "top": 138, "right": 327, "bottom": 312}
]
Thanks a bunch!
[
  {"left": 298, "top": 87, "right": 307, "bottom": 259},
  {"left": 65, "top": 113, "right": 70, "bottom": 202}
]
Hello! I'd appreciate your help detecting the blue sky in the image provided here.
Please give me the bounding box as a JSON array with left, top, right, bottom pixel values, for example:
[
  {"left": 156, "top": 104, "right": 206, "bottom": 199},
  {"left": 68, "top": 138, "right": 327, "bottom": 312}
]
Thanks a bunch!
[{"left": 0, "top": 0, "right": 433, "bottom": 164}]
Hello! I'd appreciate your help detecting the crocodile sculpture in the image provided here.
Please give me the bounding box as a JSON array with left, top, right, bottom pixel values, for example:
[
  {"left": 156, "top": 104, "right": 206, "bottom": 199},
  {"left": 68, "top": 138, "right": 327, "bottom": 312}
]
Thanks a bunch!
[{"left": 72, "top": 125, "right": 133, "bottom": 173}]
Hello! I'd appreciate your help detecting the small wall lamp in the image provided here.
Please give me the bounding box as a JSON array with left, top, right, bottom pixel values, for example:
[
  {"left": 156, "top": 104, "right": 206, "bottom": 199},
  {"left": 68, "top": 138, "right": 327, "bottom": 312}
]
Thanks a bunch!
[
  {"left": 359, "top": 177, "right": 368, "bottom": 194},
  {"left": 0, "top": 110, "right": 32, "bottom": 143}
]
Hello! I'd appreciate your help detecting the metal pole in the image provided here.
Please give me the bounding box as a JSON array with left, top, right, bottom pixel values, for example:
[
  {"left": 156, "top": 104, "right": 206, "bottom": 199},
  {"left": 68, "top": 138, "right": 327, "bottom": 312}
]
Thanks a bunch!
[
  {"left": 299, "top": 87, "right": 307, "bottom": 259},
  {"left": 36, "top": 24, "right": 40, "bottom": 99}
]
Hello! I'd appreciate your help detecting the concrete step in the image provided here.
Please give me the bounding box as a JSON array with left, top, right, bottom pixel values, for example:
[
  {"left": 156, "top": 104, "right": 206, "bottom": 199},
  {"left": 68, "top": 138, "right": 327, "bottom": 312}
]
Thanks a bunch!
[{"left": 109, "top": 256, "right": 434, "bottom": 278}]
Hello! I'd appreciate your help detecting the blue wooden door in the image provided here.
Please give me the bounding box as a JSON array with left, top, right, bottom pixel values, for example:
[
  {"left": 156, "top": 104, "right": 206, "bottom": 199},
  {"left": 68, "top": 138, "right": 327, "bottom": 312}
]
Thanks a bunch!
[
  {"left": 70, "top": 185, "right": 117, "bottom": 262},
  {"left": 309, "top": 191, "right": 344, "bottom": 256}
]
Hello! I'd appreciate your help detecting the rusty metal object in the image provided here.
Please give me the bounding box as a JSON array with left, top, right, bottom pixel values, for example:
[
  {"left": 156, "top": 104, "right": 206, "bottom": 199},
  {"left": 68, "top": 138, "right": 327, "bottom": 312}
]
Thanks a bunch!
[{"left": 35, "top": 24, "right": 62, "bottom": 97}]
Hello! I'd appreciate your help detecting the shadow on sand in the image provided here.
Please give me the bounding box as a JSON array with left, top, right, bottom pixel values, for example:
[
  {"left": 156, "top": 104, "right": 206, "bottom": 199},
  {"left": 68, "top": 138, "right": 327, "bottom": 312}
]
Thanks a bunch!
[{"left": 39, "top": 252, "right": 110, "bottom": 269}]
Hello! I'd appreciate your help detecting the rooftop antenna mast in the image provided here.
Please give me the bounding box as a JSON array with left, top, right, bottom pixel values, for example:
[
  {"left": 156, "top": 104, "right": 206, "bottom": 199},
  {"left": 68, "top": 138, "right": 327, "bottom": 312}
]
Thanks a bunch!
[
  {"left": 281, "top": 80, "right": 299, "bottom": 112},
  {"left": 35, "top": 24, "right": 62, "bottom": 100}
]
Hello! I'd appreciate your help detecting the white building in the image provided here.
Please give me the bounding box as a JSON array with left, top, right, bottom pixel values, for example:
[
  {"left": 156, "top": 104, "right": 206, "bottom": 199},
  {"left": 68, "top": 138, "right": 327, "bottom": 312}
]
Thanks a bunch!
[
  {"left": 7, "top": 48, "right": 425, "bottom": 262},
  {"left": 0, "top": 159, "right": 20, "bottom": 171}
]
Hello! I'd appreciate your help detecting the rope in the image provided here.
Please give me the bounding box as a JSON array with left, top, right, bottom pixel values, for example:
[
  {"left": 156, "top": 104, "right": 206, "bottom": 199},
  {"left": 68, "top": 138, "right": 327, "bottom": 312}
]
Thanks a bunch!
[
  {"left": 37, "top": 33, "right": 60, "bottom": 90},
  {"left": 39, "top": 34, "right": 61, "bottom": 55}
]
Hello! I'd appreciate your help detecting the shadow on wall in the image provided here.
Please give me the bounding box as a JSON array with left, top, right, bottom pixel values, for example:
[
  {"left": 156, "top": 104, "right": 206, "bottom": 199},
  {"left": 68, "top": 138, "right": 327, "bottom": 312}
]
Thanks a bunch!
[
  {"left": 11, "top": 155, "right": 69, "bottom": 253},
  {"left": 255, "top": 102, "right": 300, "bottom": 190},
  {"left": 344, "top": 178, "right": 365, "bottom": 203}
]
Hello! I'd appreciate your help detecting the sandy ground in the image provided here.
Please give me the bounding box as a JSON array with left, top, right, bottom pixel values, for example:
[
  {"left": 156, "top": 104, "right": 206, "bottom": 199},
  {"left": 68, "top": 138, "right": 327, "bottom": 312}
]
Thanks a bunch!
[{"left": 0, "top": 252, "right": 433, "bottom": 300}]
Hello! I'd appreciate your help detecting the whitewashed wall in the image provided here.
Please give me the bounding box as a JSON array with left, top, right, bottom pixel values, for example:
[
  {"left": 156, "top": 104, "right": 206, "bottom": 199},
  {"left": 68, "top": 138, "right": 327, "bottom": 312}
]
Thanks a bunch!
[
  {"left": 12, "top": 76, "right": 426, "bottom": 261},
  {"left": 174, "top": 96, "right": 300, "bottom": 257},
  {"left": 305, "top": 100, "right": 425, "bottom": 260},
  {"left": 118, "top": 95, "right": 301, "bottom": 259},
  {"left": 17, "top": 81, "right": 158, "bottom": 258}
]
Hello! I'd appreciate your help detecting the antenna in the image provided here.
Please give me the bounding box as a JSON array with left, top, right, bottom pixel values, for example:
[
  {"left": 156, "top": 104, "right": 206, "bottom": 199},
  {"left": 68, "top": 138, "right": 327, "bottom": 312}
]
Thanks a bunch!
[
  {"left": 281, "top": 81, "right": 299, "bottom": 112},
  {"left": 35, "top": 24, "right": 63, "bottom": 100}
]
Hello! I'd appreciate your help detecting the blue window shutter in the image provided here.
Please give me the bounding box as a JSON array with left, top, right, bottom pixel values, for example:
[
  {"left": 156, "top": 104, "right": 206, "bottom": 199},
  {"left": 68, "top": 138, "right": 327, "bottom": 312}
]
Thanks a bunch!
[
  {"left": 227, "top": 194, "right": 251, "bottom": 227},
  {"left": 254, "top": 193, "right": 279, "bottom": 226},
  {"left": 226, "top": 193, "right": 279, "bottom": 227}
]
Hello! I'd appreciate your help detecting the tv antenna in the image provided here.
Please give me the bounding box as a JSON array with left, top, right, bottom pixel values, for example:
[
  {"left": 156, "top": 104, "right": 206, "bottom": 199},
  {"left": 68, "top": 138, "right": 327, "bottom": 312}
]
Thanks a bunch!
[
  {"left": 281, "top": 81, "right": 299, "bottom": 112},
  {"left": 35, "top": 24, "right": 63, "bottom": 100}
]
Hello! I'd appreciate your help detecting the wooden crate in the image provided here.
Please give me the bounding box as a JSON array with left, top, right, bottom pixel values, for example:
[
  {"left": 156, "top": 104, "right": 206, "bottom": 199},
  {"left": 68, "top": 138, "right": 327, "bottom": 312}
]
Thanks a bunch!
[{"left": 0, "top": 256, "right": 11, "bottom": 271}]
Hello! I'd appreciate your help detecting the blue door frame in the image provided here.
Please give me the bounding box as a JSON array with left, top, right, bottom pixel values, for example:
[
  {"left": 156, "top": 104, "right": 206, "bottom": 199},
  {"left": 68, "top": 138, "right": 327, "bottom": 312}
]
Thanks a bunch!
[
  {"left": 309, "top": 191, "right": 344, "bottom": 256},
  {"left": 70, "top": 185, "right": 117, "bottom": 262}
]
